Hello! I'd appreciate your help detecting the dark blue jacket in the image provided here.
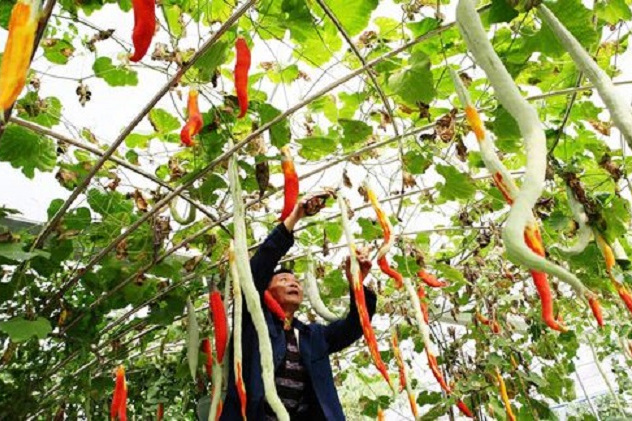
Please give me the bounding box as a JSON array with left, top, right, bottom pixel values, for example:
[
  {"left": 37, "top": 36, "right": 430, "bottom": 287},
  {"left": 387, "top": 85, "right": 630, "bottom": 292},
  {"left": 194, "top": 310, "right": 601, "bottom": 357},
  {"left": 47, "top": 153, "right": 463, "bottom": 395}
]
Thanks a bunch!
[{"left": 217, "top": 223, "right": 377, "bottom": 420}]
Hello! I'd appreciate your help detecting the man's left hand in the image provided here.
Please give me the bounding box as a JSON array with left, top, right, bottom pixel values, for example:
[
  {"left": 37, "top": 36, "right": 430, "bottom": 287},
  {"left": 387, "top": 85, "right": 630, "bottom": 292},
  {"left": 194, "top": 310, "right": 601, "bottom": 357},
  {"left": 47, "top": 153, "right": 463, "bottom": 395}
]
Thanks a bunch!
[{"left": 283, "top": 193, "right": 329, "bottom": 232}]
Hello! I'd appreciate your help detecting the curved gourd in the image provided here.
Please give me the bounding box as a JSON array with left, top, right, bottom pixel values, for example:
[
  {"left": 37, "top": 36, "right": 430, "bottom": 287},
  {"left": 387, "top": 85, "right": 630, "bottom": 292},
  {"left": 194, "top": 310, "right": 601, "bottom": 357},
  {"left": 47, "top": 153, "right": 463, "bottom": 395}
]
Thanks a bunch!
[
  {"left": 304, "top": 249, "right": 339, "bottom": 322},
  {"left": 456, "top": 0, "right": 593, "bottom": 305}
]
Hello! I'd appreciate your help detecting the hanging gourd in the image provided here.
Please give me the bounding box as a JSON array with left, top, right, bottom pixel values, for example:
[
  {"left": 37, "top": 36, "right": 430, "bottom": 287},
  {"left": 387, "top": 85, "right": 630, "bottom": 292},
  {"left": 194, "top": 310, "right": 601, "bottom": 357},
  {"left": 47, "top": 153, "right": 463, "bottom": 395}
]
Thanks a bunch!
[
  {"left": 364, "top": 182, "right": 403, "bottom": 289},
  {"left": 450, "top": 68, "right": 569, "bottom": 332},
  {"left": 496, "top": 368, "right": 516, "bottom": 421},
  {"left": 338, "top": 194, "right": 394, "bottom": 391},
  {"left": 227, "top": 138, "right": 289, "bottom": 421},
  {"left": 186, "top": 297, "right": 200, "bottom": 382},
  {"left": 180, "top": 88, "right": 203, "bottom": 147},
  {"left": 390, "top": 329, "right": 418, "bottom": 418},
  {"left": 304, "top": 249, "right": 339, "bottom": 322},
  {"left": 455, "top": 0, "right": 597, "bottom": 330},
  {"left": 0, "top": 0, "right": 41, "bottom": 113},
  {"left": 169, "top": 197, "right": 196, "bottom": 225},
  {"left": 229, "top": 243, "right": 247, "bottom": 420},
  {"left": 129, "top": 0, "right": 156, "bottom": 62}
]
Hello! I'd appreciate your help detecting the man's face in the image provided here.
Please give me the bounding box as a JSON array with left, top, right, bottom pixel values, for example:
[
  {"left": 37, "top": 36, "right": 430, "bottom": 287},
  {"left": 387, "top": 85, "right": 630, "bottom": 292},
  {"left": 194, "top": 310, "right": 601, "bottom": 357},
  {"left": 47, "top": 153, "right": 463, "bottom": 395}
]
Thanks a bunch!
[{"left": 268, "top": 271, "right": 303, "bottom": 310}]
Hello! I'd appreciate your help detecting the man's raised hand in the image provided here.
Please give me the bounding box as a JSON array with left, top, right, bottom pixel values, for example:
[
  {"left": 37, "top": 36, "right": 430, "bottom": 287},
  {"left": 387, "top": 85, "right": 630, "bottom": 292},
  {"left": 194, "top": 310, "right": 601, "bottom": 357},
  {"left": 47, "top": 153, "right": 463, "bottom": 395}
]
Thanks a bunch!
[{"left": 344, "top": 247, "right": 372, "bottom": 283}]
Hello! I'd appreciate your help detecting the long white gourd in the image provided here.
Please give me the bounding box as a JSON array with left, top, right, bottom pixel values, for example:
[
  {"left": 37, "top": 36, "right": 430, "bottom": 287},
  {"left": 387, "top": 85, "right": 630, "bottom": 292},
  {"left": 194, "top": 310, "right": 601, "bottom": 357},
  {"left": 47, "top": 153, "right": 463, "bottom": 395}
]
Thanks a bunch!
[
  {"left": 456, "top": 0, "right": 592, "bottom": 300},
  {"left": 227, "top": 141, "right": 289, "bottom": 421},
  {"left": 207, "top": 356, "right": 223, "bottom": 421},
  {"left": 304, "top": 249, "right": 339, "bottom": 322},
  {"left": 229, "top": 242, "right": 248, "bottom": 420},
  {"left": 449, "top": 67, "right": 519, "bottom": 201},
  {"left": 186, "top": 297, "right": 200, "bottom": 383},
  {"left": 538, "top": 5, "right": 632, "bottom": 151}
]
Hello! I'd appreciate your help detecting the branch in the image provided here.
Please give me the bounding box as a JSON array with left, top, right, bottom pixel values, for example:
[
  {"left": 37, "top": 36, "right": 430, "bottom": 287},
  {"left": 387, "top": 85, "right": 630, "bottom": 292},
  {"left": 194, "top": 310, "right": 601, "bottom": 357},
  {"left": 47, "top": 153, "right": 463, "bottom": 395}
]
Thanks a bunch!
[
  {"left": 10, "top": 117, "right": 229, "bottom": 234},
  {"left": 313, "top": 0, "right": 407, "bottom": 217},
  {"left": 30, "top": 0, "right": 256, "bottom": 250}
]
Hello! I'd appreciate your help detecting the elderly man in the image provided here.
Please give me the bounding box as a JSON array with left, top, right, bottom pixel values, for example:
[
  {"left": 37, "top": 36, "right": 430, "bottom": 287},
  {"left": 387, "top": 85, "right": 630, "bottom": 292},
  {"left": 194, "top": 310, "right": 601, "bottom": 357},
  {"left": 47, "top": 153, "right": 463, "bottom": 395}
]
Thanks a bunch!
[{"left": 199, "top": 195, "right": 376, "bottom": 420}]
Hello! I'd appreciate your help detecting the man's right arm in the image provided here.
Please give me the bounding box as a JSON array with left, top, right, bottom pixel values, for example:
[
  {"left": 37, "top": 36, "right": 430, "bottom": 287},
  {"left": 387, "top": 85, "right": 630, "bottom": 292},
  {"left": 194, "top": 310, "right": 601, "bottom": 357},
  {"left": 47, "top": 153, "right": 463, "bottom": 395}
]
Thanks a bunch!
[{"left": 249, "top": 222, "right": 294, "bottom": 294}]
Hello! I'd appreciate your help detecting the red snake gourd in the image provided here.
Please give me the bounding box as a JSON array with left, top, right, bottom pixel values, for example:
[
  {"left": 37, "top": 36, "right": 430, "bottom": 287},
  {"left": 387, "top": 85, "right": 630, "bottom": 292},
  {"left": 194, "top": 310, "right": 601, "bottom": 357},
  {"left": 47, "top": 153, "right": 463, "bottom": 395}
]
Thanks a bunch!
[{"left": 338, "top": 194, "right": 394, "bottom": 391}]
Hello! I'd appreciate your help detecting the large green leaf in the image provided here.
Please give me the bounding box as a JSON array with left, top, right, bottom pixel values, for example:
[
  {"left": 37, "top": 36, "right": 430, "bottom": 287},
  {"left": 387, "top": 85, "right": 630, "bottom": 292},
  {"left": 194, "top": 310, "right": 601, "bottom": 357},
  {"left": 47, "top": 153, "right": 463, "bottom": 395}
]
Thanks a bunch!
[
  {"left": 297, "top": 137, "right": 338, "bottom": 160},
  {"left": 528, "top": 0, "right": 598, "bottom": 56},
  {"left": 191, "top": 41, "right": 229, "bottom": 83},
  {"left": 340, "top": 119, "right": 372, "bottom": 150},
  {"left": 16, "top": 93, "right": 63, "bottom": 128},
  {"left": 93, "top": 57, "right": 139, "bottom": 87},
  {"left": 388, "top": 51, "right": 436, "bottom": 105},
  {"left": 0, "top": 317, "right": 52, "bottom": 342},
  {"left": 0, "top": 125, "right": 57, "bottom": 178},
  {"left": 435, "top": 165, "right": 476, "bottom": 201},
  {"left": 0, "top": 243, "right": 49, "bottom": 264},
  {"left": 259, "top": 104, "right": 291, "bottom": 148},
  {"left": 326, "top": 0, "right": 378, "bottom": 36},
  {"left": 150, "top": 109, "right": 180, "bottom": 134},
  {"left": 595, "top": 0, "right": 632, "bottom": 24}
]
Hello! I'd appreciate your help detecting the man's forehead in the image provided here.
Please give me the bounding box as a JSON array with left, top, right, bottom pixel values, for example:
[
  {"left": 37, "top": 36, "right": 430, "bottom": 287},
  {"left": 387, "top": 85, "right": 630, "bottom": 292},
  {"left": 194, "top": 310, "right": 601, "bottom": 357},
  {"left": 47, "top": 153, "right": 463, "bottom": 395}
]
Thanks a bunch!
[{"left": 272, "top": 272, "right": 296, "bottom": 281}]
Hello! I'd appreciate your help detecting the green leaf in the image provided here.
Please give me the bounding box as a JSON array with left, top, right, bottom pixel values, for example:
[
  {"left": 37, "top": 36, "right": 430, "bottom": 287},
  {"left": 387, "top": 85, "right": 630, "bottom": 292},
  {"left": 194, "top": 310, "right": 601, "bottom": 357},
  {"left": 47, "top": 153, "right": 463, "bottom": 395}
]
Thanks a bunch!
[
  {"left": 527, "top": 0, "right": 598, "bottom": 56},
  {"left": 93, "top": 57, "right": 139, "bottom": 87},
  {"left": 340, "top": 119, "right": 372, "bottom": 150},
  {"left": 595, "top": 0, "right": 632, "bottom": 24},
  {"left": 0, "top": 317, "right": 52, "bottom": 342},
  {"left": 491, "top": 106, "right": 521, "bottom": 153},
  {"left": 149, "top": 108, "right": 180, "bottom": 134},
  {"left": 357, "top": 217, "right": 383, "bottom": 241},
  {"left": 435, "top": 165, "right": 476, "bottom": 201},
  {"left": 16, "top": 93, "right": 63, "bottom": 128},
  {"left": 267, "top": 64, "right": 300, "bottom": 84},
  {"left": 324, "top": 221, "right": 343, "bottom": 243},
  {"left": 388, "top": 51, "right": 436, "bottom": 105},
  {"left": 404, "top": 150, "right": 431, "bottom": 174},
  {"left": 326, "top": 0, "right": 378, "bottom": 36},
  {"left": 288, "top": 9, "right": 343, "bottom": 67},
  {"left": 125, "top": 133, "right": 152, "bottom": 149},
  {"left": 0, "top": 125, "right": 57, "bottom": 178},
  {"left": 487, "top": 0, "right": 518, "bottom": 24},
  {"left": 0, "top": 243, "right": 49, "bottom": 264},
  {"left": 406, "top": 18, "right": 440, "bottom": 38},
  {"left": 374, "top": 17, "right": 399, "bottom": 41},
  {"left": 0, "top": 1, "right": 16, "bottom": 29},
  {"left": 191, "top": 41, "right": 229, "bottom": 83},
  {"left": 309, "top": 95, "right": 338, "bottom": 122},
  {"left": 87, "top": 189, "right": 134, "bottom": 217},
  {"left": 259, "top": 104, "right": 291, "bottom": 148},
  {"left": 42, "top": 39, "right": 75, "bottom": 65},
  {"left": 339, "top": 92, "right": 367, "bottom": 120},
  {"left": 297, "top": 137, "right": 338, "bottom": 160},
  {"left": 162, "top": 4, "right": 184, "bottom": 38}
]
